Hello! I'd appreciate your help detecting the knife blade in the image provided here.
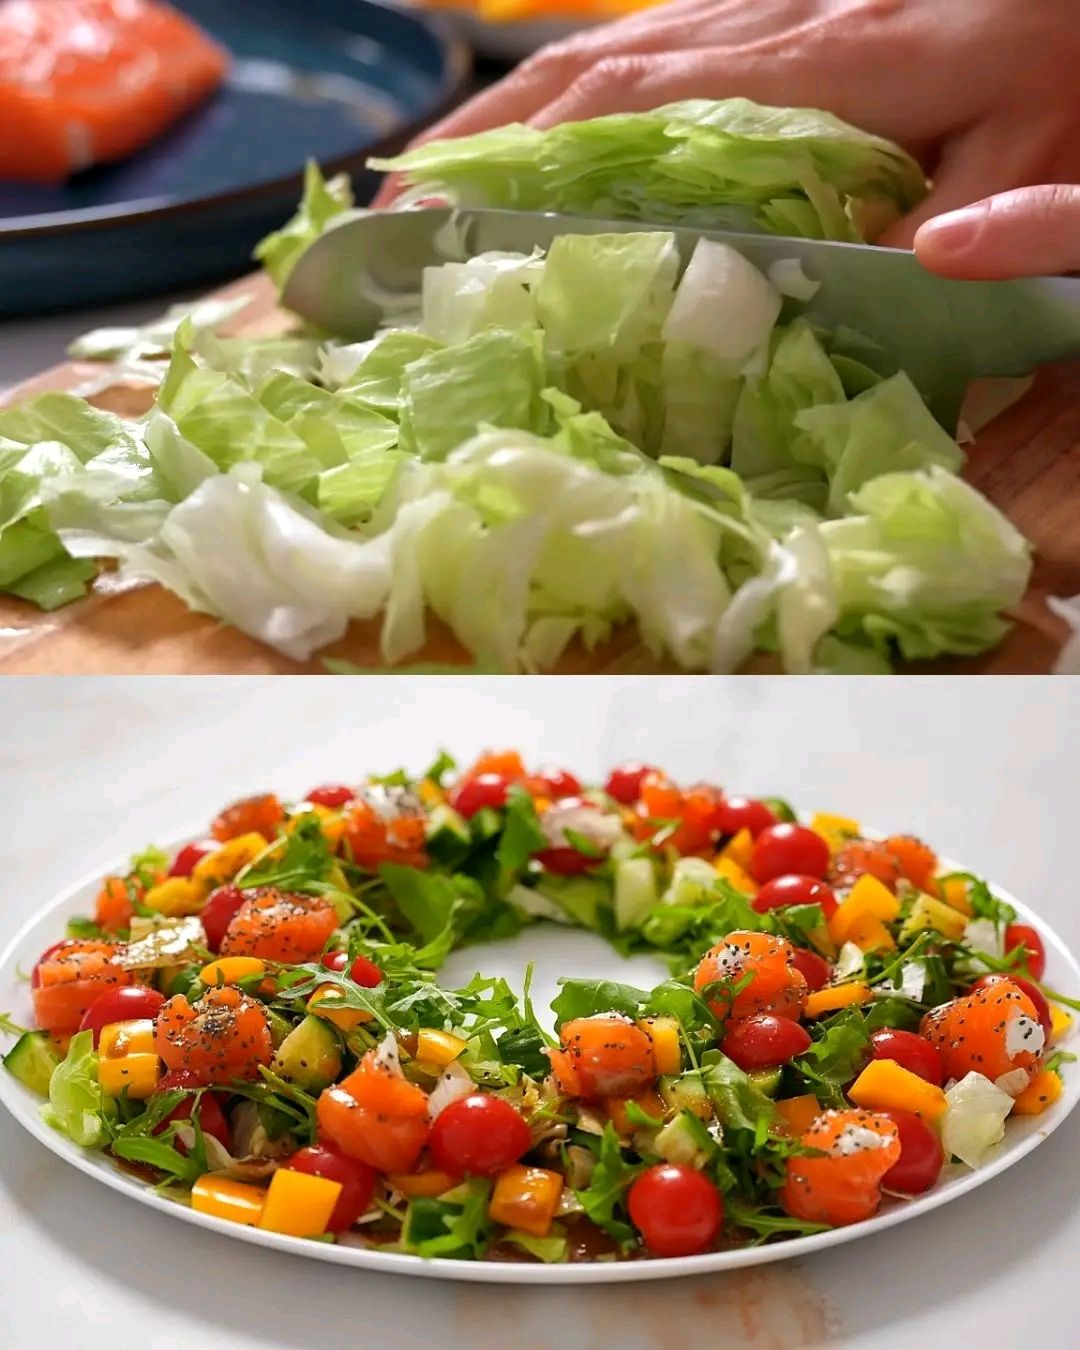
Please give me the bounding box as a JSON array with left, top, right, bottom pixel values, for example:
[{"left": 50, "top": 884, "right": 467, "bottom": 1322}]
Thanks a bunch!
[{"left": 282, "top": 206, "right": 1080, "bottom": 429}]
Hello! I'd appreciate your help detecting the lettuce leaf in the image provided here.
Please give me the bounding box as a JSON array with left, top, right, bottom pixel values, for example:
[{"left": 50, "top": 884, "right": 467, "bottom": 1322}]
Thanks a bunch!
[
  {"left": 41, "top": 1029, "right": 109, "bottom": 1148},
  {"left": 253, "top": 161, "right": 355, "bottom": 288}
]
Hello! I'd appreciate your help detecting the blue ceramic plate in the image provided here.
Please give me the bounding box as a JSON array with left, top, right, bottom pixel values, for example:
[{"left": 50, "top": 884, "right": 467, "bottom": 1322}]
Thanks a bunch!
[{"left": 0, "top": 0, "right": 469, "bottom": 316}]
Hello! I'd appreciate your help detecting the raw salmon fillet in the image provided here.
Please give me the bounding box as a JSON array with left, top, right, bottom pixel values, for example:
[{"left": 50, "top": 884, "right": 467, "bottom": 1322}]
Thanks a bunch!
[{"left": 0, "top": 0, "right": 229, "bottom": 184}]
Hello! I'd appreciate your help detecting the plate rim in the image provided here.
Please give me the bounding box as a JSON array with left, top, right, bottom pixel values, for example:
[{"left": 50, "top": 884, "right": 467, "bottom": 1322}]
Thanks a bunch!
[
  {"left": 0, "top": 0, "right": 471, "bottom": 241},
  {"left": 2, "top": 823, "right": 1077, "bottom": 1285}
]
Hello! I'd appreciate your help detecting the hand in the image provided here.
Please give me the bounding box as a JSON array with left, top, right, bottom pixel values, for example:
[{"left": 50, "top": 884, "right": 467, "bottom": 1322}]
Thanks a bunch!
[
  {"left": 377, "top": 0, "right": 1080, "bottom": 245},
  {"left": 916, "top": 185, "right": 1080, "bottom": 279}
]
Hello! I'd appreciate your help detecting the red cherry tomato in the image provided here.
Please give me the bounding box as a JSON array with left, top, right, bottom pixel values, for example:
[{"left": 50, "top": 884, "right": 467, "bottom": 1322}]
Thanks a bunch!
[
  {"left": 305, "top": 785, "right": 355, "bottom": 809},
  {"left": 321, "top": 950, "right": 382, "bottom": 986},
  {"left": 972, "top": 973, "right": 1053, "bottom": 1040},
  {"left": 604, "top": 762, "right": 656, "bottom": 805},
  {"left": 868, "top": 1029, "right": 945, "bottom": 1087},
  {"left": 722, "top": 1013, "right": 812, "bottom": 1071},
  {"left": 78, "top": 985, "right": 166, "bottom": 1047},
  {"left": 529, "top": 768, "right": 582, "bottom": 800},
  {"left": 1004, "top": 923, "right": 1047, "bottom": 981},
  {"left": 448, "top": 773, "right": 511, "bottom": 819},
  {"left": 878, "top": 1109, "right": 944, "bottom": 1195},
  {"left": 199, "top": 884, "right": 248, "bottom": 953},
  {"left": 715, "top": 796, "right": 778, "bottom": 839},
  {"left": 534, "top": 847, "right": 596, "bottom": 875},
  {"left": 791, "top": 948, "right": 832, "bottom": 992},
  {"left": 627, "top": 1163, "right": 723, "bottom": 1257},
  {"left": 428, "top": 1094, "right": 532, "bottom": 1177},
  {"left": 169, "top": 840, "right": 216, "bottom": 877},
  {"left": 750, "top": 824, "right": 830, "bottom": 885},
  {"left": 752, "top": 874, "right": 838, "bottom": 921},
  {"left": 154, "top": 1069, "right": 231, "bottom": 1151},
  {"left": 286, "top": 1144, "right": 377, "bottom": 1231}
]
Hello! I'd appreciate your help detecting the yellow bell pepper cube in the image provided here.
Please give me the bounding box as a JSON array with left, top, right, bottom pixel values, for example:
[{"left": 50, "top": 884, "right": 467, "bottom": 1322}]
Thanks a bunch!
[
  {"left": 488, "top": 1165, "right": 564, "bottom": 1238},
  {"left": 636, "top": 1016, "right": 681, "bottom": 1075},
  {"left": 900, "top": 893, "right": 968, "bottom": 942},
  {"left": 99, "top": 1054, "right": 161, "bottom": 1098},
  {"left": 1012, "top": 1068, "right": 1063, "bottom": 1116},
  {"left": 258, "top": 1167, "right": 342, "bottom": 1237},
  {"left": 849, "top": 1058, "right": 947, "bottom": 1124},
  {"left": 720, "top": 828, "right": 754, "bottom": 871},
  {"left": 810, "top": 813, "right": 860, "bottom": 853},
  {"left": 829, "top": 874, "right": 900, "bottom": 945},
  {"left": 192, "top": 833, "right": 268, "bottom": 887},
  {"left": 415, "top": 1027, "right": 468, "bottom": 1068},
  {"left": 417, "top": 777, "right": 446, "bottom": 808},
  {"left": 714, "top": 856, "right": 756, "bottom": 896},
  {"left": 192, "top": 1175, "right": 266, "bottom": 1227},
  {"left": 308, "top": 984, "right": 370, "bottom": 1032},
  {"left": 199, "top": 957, "right": 267, "bottom": 987},
  {"left": 388, "top": 1169, "right": 458, "bottom": 1198},
  {"left": 803, "top": 982, "right": 873, "bottom": 1019},
  {"left": 1051, "top": 1005, "right": 1074, "bottom": 1044},
  {"left": 143, "top": 876, "right": 209, "bottom": 917},
  {"left": 98, "top": 1018, "right": 156, "bottom": 1058},
  {"left": 773, "top": 1095, "right": 822, "bottom": 1137},
  {"left": 846, "top": 915, "right": 897, "bottom": 954},
  {"left": 940, "top": 876, "right": 975, "bottom": 917},
  {"left": 287, "top": 803, "right": 345, "bottom": 850}
]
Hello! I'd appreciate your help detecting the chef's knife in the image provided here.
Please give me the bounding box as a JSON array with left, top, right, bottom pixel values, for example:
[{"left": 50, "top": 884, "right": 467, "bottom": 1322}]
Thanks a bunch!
[{"left": 282, "top": 206, "right": 1080, "bottom": 430}]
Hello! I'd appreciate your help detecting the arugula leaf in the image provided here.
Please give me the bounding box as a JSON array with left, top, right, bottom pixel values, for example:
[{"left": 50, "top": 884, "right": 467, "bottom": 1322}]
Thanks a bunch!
[
  {"left": 379, "top": 865, "right": 484, "bottom": 946},
  {"left": 760, "top": 797, "right": 797, "bottom": 824},
  {"left": 0, "top": 1011, "right": 28, "bottom": 1036},
  {"left": 643, "top": 979, "right": 721, "bottom": 1032},
  {"left": 533, "top": 873, "right": 610, "bottom": 930},
  {"left": 112, "top": 1134, "right": 203, "bottom": 1184},
  {"left": 572, "top": 1123, "right": 644, "bottom": 1245},
  {"left": 701, "top": 1052, "right": 776, "bottom": 1134},
  {"left": 502, "top": 1229, "right": 569, "bottom": 1263},
  {"left": 423, "top": 749, "right": 457, "bottom": 786},
  {"left": 551, "top": 978, "right": 647, "bottom": 1025},
  {"left": 792, "top": 1008, "right": 870, "bottom": 1106},
  {"left": 402, "top": 1178, "right": 492, "bottom": 1258},
  {"left": 66, "top": 916, "right": 109, "bottom": 940},
  {"left": 941, "top": 871, "right": 1016, "bottom": 927},
  {"left": 864, "top": 997, "right": 921, "bottom": 1032},
  {"left": 725, "top": 1198, "right": 830, "bottom": 1241},
  {"left": 238, "top": 818, "right": 334, "bottom": 891},
  {"left": 495, "top": 786, "right": 548, "bottom": 893},
  {"left": 129, "top": 845, "right": 170, "bottom": 888}
]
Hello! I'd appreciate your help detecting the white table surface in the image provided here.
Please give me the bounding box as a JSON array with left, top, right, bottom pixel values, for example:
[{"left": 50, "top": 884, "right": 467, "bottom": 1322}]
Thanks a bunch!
[{"left": 1, "top": 675, "right": 1077, "bottom": 1350}]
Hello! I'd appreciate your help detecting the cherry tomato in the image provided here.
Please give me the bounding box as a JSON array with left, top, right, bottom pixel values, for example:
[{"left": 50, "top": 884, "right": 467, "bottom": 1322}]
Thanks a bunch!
[
  {"left": 529, "top": 768, "right": 582, "bottom": 800},
  {"left": 199, "top": 884, "right": 248, "bottom": 953},
  {"left": 751, "top": 824, "right": 830, "bottom": 885},
  {"left": 534, "top": 847, "right": 596, "bottom": 875},
  {"left": 304, "top": 784, "right": 355, "bottom": 809},
  {"left": 627, "top": 1163, "right": 723, "bottom": 1257},
  {"left": 286, "top": 1144, "right": 377, "bottom": 1231},
  {"left": 428, "top": 1094, "right": 532, "bottom": 1177},
  {"left": 154, "top": 1069, "right": 231, "bottom": 1151},
  {"left": 722, "top": 1013, "right": 812, "bottom": 1072},
  {"left": 791, "top": 948, "right": 832, "bottom": 993},
  {"left": 449, "top": 773, "right": 512, "bottom": 819},
  {"left": 752, "top": 874, "right": 838, "bottom": 921},
  {"left": 604, "top": 762, "right": 656, "bottom": 805},
  {"left": 79, "top": 985, "right": 166, "bottom": 1047},
  {"left": 322, "top": 950, "right": 384, "bottom": 988},
  {"left": 868, "top": 1029, "right": 945, "bottom": 1087},
  {"left": 169, "top": 840, "right": 216, "bottom": 878},
  {"left": 715, "top": 796, "right": 778, "bottom": 839},
  {"left": 972, "top": 973, "right": 1052, "bottom": 1041},
  {"left": 878, "top": 1109, "right": 944, "bottom": 1195},
  {"left": 1004, "top": 923, "right": 1047, "bottom": 981}
]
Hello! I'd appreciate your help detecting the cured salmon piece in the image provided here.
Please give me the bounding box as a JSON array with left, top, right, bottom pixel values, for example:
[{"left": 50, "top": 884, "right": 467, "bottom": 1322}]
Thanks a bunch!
[
  {"left": 780, "top": 1109, "right": 901, "bottom": 1227},
  {"left": 219, "top": 888, "right": 339, "bottom": 964},
  {"left": 694, "top": 930, "right": 808, "bottom": 1022},
  {"left": 155, "top": 985, "right": 273, "bottom": 1085},
  {"left": 0, "top": 0, "right": 229, "bottom": 185},
  {"left": 31, "top": 938, "right": 133, "bottom": 1033}
]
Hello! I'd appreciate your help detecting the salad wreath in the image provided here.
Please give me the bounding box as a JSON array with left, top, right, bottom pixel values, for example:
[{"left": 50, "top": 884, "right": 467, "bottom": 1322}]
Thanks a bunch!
[{"left": 4, "top": 751, "right": 1076, "bottom": 1263}]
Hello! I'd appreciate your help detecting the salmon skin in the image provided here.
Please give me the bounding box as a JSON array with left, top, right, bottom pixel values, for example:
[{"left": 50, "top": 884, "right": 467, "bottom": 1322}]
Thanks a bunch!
[{"left": 0, "top": 0, "right": 229, "bottom": 185}]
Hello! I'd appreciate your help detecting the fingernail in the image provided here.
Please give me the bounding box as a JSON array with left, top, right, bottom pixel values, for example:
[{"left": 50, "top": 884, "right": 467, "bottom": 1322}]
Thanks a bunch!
[{"left": 922, "top": 202, "right": 991, "bottom": 255}]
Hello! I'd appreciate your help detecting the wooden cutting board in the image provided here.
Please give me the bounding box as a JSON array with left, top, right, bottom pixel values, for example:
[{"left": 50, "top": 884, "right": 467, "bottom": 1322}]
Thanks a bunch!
[{"left": 1, "top": 271, "right": 1077, "bottom": 674}]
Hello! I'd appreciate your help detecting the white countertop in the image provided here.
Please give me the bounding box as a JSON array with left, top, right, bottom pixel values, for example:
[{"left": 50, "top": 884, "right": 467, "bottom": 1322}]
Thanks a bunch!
[{"left": 1, "top": 676, "right": 1077, "bottom": 1350}]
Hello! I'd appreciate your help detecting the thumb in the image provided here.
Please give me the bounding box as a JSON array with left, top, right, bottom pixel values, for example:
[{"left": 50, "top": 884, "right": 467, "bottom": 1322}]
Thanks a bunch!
[{"left": 914, "top": 184, "right": 1080, "bottom": 280}]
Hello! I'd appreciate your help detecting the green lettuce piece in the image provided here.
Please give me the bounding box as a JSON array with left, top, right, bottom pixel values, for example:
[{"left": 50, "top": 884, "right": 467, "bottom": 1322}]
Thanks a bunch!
[
  {"left": 821, "top": 466, "right": 1032, "bottom": 660},
  {"left": 317, "top": 452, "right": 409, "bottom": 525},
  {"left": 421, "top": 250, "right": 543, "bottom": 345},
  {"left": 41, "top": 1030, "right": 109, "bottom": 1147},
  {"left": 398, "top": 329, "right": 548, "bottom": 460},
  {"left": 323, "top": 331, "right": 443, "bottom": 411},
  {"left": 6, "top": 555, "right": 97, "bottom": 610},
  {"left": 254, "top": 161, "right": 355, "bottom": 289},
  {"left": 0, "top": 513, "right": 66, "bottom": 587},
  {"left": 371, "top": 98, "right": 927, "bottom": 243}
]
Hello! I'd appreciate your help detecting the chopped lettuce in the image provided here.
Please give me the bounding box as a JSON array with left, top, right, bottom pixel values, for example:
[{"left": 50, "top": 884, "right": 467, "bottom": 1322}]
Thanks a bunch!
[
  {"left": 253, "top": 161, "right": 356, "bottom": 289},
  {"left": 371, "top": 99, "right": 927, "bottom": 244},
  {"left": 41, "top": 1029, "right": 109, "bottom": 1148}
]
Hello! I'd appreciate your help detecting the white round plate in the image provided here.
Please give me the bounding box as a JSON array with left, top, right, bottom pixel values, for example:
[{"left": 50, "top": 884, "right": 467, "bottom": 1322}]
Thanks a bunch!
[{"left": 2, "top": 828, "right": 1078, "bottom": 1284}]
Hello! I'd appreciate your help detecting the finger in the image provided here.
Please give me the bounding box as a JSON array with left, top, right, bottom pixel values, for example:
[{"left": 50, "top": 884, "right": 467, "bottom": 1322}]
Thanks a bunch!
[{"left": 914, "top": 184, "right": 1080, "bottom": 280}]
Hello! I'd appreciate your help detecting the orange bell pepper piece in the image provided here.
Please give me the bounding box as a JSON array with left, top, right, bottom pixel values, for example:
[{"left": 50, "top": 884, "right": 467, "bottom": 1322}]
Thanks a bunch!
[
  {"left": 848, "top": 1058, "right": 948, "bottom": 1124},
  {"left": 1012, "top": 1069, "right": 1063, "bottom": 1116},
  {"left": 488, "top": 1165, "right": 564, "bottom": 1237}
]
